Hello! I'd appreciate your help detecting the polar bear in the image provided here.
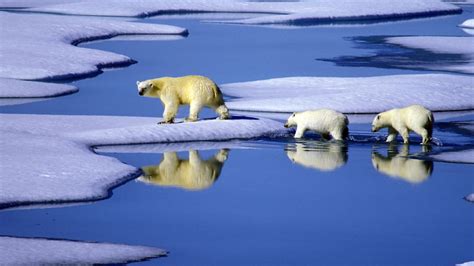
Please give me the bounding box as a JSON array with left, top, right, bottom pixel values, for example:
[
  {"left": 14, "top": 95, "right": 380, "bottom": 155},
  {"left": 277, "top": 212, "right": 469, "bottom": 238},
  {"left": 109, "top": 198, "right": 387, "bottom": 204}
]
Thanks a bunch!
[
  {"left": 371, "top": 145, "right": 433, "bottom": 184},
  {"left": 136, "top": 75, "right": 230, "bottom": 123},
  {"left": 372, "top": 105, "right": 434, "bottom": 144},
  {"left": 284, "top": 109, "right": 349, "bottom": 140},
  {"left": 138, "top": 149, "right": 229, "bottom": 191},
  {"left": 286, "top": 142, "right": 347, "bottom": 172}
]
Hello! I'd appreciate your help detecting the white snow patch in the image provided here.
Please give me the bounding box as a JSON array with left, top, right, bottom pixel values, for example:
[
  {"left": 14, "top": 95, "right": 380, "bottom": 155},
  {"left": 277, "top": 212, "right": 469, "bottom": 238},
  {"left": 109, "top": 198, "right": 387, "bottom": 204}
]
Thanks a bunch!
[
  {"left": 0, "top": 78, "right": 78, "bottom": 98},
  {"left": 430, "top": 149, "right": 474, "bottom": 164},
  {"left": 0, "top": 236, "right": 166, "bottom": 265},
  {"left": 0, "top": 114, "right": 288, "bottom": 209},
  {"left": 459, "top": 19, "right": 474, "bottom": 29},
  {"left": 0, "top": 12, "right": 187, "bottom": 81},
  {"left": 386, "top": 36, "right": 474, "bottom": 74},
  {"left": 27, "top": 0, "right": 461, "bottom": 25},
  {"left": 457, "top": 261, "right": 474, "bottom": 266},
  {"left": 222, "top": 74, "right": 474, "bottom": 114},
  {"left": 464, "top": 194, "right": 474, "bottom": 203}
]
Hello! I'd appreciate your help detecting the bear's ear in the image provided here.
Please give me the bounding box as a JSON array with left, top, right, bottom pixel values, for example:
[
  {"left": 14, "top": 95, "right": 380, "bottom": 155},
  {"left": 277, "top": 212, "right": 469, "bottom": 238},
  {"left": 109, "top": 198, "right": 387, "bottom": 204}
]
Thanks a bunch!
[
  {"left": 291, "top": 112, "right": 296, "bottom": 117},
  {"left": 136, "top": 81, "right": 140, "bottom": 86},
  {"left": 376, "top": 115, "right": 380, "bottom": 120}
]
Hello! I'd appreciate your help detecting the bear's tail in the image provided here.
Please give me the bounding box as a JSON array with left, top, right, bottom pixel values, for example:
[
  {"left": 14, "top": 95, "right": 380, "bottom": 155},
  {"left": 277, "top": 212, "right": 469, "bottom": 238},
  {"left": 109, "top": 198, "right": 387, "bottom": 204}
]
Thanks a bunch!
[{"left": 342, "top": 126, "right": 349, "bottom": 140}]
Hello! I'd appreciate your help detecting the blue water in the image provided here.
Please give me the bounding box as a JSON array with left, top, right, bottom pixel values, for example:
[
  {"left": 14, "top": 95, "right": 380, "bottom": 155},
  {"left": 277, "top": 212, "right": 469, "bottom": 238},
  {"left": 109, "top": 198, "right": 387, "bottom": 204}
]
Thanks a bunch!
[{"left": 1, "top": 8, "right": 474, "bottom": 266}]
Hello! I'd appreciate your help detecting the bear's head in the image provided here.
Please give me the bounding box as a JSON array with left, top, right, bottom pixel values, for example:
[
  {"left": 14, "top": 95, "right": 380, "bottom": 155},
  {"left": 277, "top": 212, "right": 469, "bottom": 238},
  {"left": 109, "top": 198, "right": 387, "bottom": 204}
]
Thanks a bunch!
[
  {"left": 371, "top": 113, "right": 385, "bottom": 132},
  {"left": 284, "top": 112, "right": 298, "bottom": 128},
  {"left": 136, "top": 80, "right": 152, "bottom": 96}
]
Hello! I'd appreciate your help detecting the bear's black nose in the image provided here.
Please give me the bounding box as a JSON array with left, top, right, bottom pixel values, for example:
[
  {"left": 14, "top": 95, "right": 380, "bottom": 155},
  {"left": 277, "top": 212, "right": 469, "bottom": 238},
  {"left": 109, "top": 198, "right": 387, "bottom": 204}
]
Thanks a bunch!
[{"left": 139, "top": 91, "right": 144, "bottom": 96}]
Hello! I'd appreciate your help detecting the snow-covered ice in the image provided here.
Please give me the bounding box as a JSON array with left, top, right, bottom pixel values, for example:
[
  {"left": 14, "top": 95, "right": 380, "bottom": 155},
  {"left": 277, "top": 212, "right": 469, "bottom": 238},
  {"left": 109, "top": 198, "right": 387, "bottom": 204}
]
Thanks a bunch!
[
  {"left": 464, "top": 193, "right": 474, "bottom": 202},
  {"left": 222, "top": 74, "right": 474, "bottom": 114},
  {"left": 429, "top": 149, "right": 474, "bottom": 164},
  {"left": 0, "top": 12, "right": 187, "bottom": 82},
  {"left": 0, "top": 114, "right": 287, "bottom": 209},
  {"left": 386, "top": 36, "right": 474, "bottom": 74},
  {"left": 25, "top": 0, "right": 461, "bottom": 25},
  {"left": 0, "top": 78, "right": 78, "bottom": 98},
  {"left": 0, "top": 236, "right": 166, "bottom": 265},
  {"left": 459, "top": 19, "right": 474, "bottom": 34}
]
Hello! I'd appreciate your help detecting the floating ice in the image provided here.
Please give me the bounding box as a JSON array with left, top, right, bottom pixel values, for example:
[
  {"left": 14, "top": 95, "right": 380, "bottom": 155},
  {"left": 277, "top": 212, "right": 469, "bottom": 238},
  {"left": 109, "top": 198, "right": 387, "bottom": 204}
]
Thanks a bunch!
[
  {"left": 385, "top": 36, "right": 474, "bottom": 74},
  {"left": 429, "top": 149, "right": 474, "bottom": 164},
  {"left": 459, "top": 19, "right": 474, "bottom": 29},
  {"left": 0, "top": 78, "right": 77, "bottom": 98},
  {"left": 0, "top": 236, "right": 166, "bottom": 265},
  {"left": 0, "top": 12, "right": 187, "bottom": 82},
  {"left": 464, "top": 194, "right": 474, "bottom": 203},
  {"left": 0, "top": 114, "right": 287, "bottom": 209},
  {"left": 222, "top": 74, "right": 474, "bottom": 114},
  {"left": 26, "top": 0, "right": 461, "bottom": 25}
]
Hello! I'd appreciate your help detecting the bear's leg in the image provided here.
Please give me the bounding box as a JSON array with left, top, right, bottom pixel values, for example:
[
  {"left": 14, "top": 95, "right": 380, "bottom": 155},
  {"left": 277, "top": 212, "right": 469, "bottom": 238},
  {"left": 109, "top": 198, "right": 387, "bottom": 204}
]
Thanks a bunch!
[
  {"left": 330, "top": 129, "right": 345, "bottom": 141},
  {"left": 160, "top": 102, "right": 178, "bottom": 124},
  {"left": 400, "top": 127, "right": 410, "bottom": 144},
  {"left": 215, "top": 105, "right": 230, "bottom": 120},
  {"left": 294, "top": 126, "right": 306, "bottom": 138},
  {"left": 215, "top": 149, "right": 229, "bottom": 163},
  {"left": 186, "top": 102, "right": 202, "bottom": 122},
  {"left": 415, "top": 127, "right": 430, "bottom": 145},
  {"left": 386, "top": 127, "right": 398, "bottom": 143}
]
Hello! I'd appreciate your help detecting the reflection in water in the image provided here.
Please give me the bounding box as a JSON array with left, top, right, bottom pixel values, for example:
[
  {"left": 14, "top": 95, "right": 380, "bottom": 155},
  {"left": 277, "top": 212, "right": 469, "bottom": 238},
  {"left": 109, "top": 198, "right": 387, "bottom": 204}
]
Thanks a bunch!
[
  {"left": 372, "top": 144, "right": 433, "bottom": 184},
  {"left": 138, "top": 149, "right": 229, "bottom": 191},
  {"left": 286, "top": 141, "right": 348, "bottom": 172}
]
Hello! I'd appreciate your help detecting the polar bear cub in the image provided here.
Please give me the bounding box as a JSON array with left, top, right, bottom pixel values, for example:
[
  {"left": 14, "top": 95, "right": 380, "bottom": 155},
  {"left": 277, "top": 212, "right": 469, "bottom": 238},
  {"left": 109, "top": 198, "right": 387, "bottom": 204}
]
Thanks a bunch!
[
  {"left": 284, "top": 109, "right": 349, "bottom": 140},
  {"left": 137, "top": 75, "right": 230, "bottom": 124},
  {"left": 372, "top": 105, "right": 434, "bottom": 144}
]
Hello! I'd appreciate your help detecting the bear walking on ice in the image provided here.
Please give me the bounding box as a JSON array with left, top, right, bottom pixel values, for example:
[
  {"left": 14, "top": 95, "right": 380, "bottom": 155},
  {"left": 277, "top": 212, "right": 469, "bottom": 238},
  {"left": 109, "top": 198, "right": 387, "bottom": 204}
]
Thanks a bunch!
[
  {"left": 371, "top": 104, "right": 434, "bottom": 144},
  {"left": 284, "top": 109, "right": 349, "bottom": 140},
  {"left": 137, "top": 75, "right": 230, "bottom": 124}
]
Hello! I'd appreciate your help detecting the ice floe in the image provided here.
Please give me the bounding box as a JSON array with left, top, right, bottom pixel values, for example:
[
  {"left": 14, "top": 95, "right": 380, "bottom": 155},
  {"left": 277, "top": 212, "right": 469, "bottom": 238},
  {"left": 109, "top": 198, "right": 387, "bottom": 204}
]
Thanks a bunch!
[
  {"left": 25, "top": 0, "right": 461, "bottom": 25},
  {"left": 385, "top": 36, "right": 474, "bottom": 74},
  {"left": 464, "top": 193, "right": 474, "bottom": 203},
  {"left": 429, "top": 148, "right": 474, "bottom": 164},
  {"left": 0, "top": 236, "right": 166, "bottom": 265},
  {"left": 0, "top": 12, "right": 187, "bottom": 82},
  {"left": 222, "top": 74, "right": 474, "bottom": 114},
  {"left": 0, "top": 78, "right": 77, "bottom": 98},
  {"left": 0, "top": 114, "right": 287, "bottom": 209},
  {"left": 459, "top": 19, "right": 474, "bottom": 34}
]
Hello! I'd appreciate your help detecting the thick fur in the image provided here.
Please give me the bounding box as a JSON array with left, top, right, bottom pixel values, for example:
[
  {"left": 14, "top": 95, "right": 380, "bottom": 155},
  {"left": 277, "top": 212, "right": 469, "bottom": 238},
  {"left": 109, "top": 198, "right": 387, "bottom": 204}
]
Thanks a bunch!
[
  {"left": 137, "top": 75, "right": 230, "bottom": 123},
  {"left": 138, "top": 149, "right": 229, "bottom": 191},
  {"left": 372, "top": 145, "right": 433, "bottom": 184},
  {"left": 372, "top": 105, "right": 434, "bottom": 144},
  {"left": 284, "top": 109, "right": 349, "bottom": 140},
  {"left": 286, "top": 142, "right": 348, "bottom": 171}
]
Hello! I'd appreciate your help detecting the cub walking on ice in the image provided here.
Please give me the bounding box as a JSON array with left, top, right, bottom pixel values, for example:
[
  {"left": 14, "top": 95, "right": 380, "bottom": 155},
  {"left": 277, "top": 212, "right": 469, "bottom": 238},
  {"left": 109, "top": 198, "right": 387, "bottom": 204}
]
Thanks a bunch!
[
  {"left": 371, "top": 104, "right": 434, "bottom": 144},
  {"left": 284, "top": 109, "right": 349, "bottom": 140}
]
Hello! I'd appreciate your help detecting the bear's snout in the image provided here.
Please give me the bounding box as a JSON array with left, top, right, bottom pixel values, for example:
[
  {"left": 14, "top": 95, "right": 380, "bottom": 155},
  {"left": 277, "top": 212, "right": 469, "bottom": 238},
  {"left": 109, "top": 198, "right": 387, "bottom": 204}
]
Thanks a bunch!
[
  {"left": 284, "top": 123, "right": 289, "bottom": 128},
  {"left": 138, "top": 90, "right": 144, "bottom": 96}
]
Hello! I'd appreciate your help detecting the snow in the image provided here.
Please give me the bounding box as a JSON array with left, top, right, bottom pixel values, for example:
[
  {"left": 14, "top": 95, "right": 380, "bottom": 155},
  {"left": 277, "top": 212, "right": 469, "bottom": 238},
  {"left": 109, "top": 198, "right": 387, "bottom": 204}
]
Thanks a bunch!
[
  {"left": 386, "top": 36, "right": 474, "bottom": 74},
  {"left": 0, "top": 114, "right": 287, "bottom": 209},
  {"left": 0, "top": 236, "right": 166, "bottom": 265},
  {"left": 0, "top": 12, "right": 187, "bottom": 82},
  {"left": 221, "top": 74, "right": 474, "bottom": 114},
  {"left": 429, "top": 149, "right": 474, "bottom": 164},
  {"left": 457, "top": 261, "right": 474, "bottom": 266},
  {"left": 0, "top": 78, "right": 78, "bottom": 98},
  {"left": 459, "top": 19, "right": 474, "bottom": 29},
  {"left": 26, "top": 0, "right": 461, "bottom": 25},
  {"left": 464, "top": 194, "right": 474, "bottom": 203}
]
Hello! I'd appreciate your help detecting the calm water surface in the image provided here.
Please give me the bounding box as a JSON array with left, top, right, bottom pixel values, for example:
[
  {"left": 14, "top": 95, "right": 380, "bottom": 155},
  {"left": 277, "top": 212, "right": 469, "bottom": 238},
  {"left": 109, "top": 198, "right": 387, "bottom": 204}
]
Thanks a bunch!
[{"left": 0, "top": 9, "right": 473, "bottom": 266}]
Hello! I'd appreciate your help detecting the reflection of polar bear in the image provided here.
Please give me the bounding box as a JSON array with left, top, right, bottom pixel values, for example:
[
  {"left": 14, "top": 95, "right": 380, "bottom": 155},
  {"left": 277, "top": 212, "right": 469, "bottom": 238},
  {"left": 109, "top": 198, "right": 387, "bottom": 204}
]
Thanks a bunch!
[
  {"left": 137, "top": 75, "right": 230, "bottom": 124},
  {"left": 372, "top": 105, "right": 434, "bottom": 144},
  {"left": 286, "top": 142, "right": 348, "bottom": 172},
  {"left": 138, "top": 149, "right": 229, "bottom": 191},
  {"left": 284, "top": 109, "right": 349, "bottom": 140},
  {"left": 371, "top": 145, "right": 433, "bottom": 184}
]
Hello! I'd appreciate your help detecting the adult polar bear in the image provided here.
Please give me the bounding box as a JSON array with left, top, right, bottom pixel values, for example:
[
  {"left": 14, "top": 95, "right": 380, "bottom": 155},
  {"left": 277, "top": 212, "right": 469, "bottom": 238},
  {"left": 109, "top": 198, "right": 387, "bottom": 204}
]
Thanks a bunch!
[{"left": 137, "top": 75, "right": 230, "bottom": 123}]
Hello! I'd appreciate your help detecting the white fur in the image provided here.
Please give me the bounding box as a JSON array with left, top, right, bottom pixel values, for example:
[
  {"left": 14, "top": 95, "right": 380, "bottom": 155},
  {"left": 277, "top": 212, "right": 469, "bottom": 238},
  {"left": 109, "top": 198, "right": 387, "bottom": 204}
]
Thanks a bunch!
[
  {"left": 372, "top": 105, "right": 434, "bottom": 144},
  {"left": 285, "top": 109, "right": 349, "bottom": 140}
]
